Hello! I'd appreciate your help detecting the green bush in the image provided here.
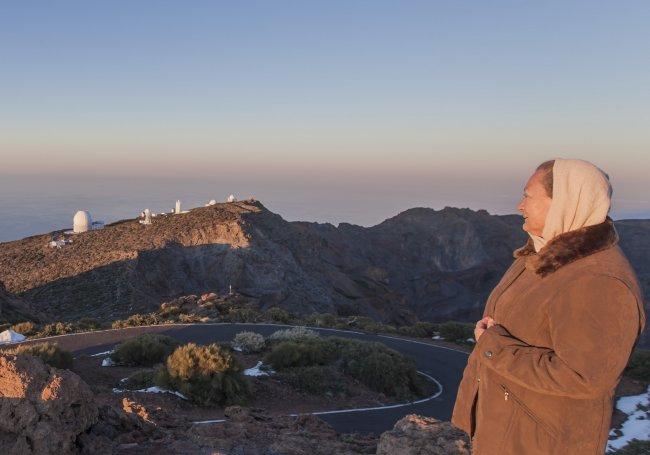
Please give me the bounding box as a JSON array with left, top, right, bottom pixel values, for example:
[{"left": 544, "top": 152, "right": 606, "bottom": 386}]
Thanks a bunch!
[
  {"left": 38, "top": 322, "right": 74, "bottom": 337},
  {"left": 178, "top": 313, "right": 205, "bottom": 323},
  {"left": 11, "top": 321, "right": 37, "bottom": 336},
  {"left": 332, "top": 337, "right": 426, "bottom": 399},
  {"left": 278, "top": 365, "right": 345, "bottom": 396},
  {"left": 264, "top": 307, "right": 294, "bottom": 324},
  {"left": 231, "top": 331, "right": 266, "bottom": 353},
  {"left": 304, "top": 313, "right": 337, "bottom": 328},
  {"left": 155, "top": 343, "right": 249, "bottom": 406},
  {"left": 350, "top": 316, "right": 383, "bottom": 333},
  {"left": 624, "top": 349, "right": 650, "bottom": 382},
  {"left": 398, "top": 322, "right": 438, "bottom": 338},
  {"left": 112, "top": 313, "right": 162, "bottom": 329},
  {"left": 264, "top": 339, "right": 338, "bottom": 370},
  {"left": 609, "top": 439, "right": 650, "bottom": 454},
  {"left": 438, "top": 321, "right": 474, "bottom": 343},
  {"left": 11, "top": 342, "right": 73, "bottom": 369},
  {"left": 223, "top": 308, "right": 260, "bottom": 323},
  {"left": 76, "top": 317, "right": 104, "bottom": 331},
  {"left": 269, "top": 326, "right": 320, "bottom": 342},
  {"left": 112, "top": 334, "right": 180, "bottom": 366},
  {"left": 121, "top": 370, "right": 155, "bottom": 390}
]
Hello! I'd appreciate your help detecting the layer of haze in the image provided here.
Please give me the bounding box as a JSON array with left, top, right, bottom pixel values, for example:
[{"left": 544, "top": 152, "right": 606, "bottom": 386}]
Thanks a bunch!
[{"left": 1, "top": 1, "right": 649, "bottom": 242}]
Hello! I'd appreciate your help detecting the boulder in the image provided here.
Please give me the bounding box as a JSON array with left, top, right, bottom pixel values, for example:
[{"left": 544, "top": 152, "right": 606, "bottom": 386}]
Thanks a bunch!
[
  {"left": 0, "top": 353, "right": 98, "bottom": 454},
  {"left": 376, "top": 414, "right": 470, "bottom": 455}
]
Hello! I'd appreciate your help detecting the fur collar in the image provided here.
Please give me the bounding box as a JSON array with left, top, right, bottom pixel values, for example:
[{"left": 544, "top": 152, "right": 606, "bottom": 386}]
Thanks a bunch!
[{"left": 513, "top": 217, "right": 618, "bottom": 277}]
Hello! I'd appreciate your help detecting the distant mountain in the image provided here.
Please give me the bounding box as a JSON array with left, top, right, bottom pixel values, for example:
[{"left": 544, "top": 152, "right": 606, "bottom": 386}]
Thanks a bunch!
[{"left": 0, "top": 200, "right": 647, "bottom": 345}]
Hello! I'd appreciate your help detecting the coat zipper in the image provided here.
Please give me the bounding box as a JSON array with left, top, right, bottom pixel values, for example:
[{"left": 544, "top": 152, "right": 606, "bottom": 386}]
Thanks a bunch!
[{"left": 500, "top": 384, "right": 560, "bottom": 441}]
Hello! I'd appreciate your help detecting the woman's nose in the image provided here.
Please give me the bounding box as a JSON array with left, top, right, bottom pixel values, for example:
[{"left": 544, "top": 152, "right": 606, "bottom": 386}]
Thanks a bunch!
[{"left": 517, "top": 198, "right": 525, "bottom": 212}]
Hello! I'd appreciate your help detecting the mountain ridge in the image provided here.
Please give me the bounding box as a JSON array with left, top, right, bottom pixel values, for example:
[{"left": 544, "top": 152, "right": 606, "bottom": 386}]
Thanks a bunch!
[{"left": 1, "top": 200, "right": 647, "bottom": 345}]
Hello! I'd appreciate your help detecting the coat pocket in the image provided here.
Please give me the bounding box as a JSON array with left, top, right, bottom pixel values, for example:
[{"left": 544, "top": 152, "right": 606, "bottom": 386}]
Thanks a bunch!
[{"left": 499, "top": 384, "right": 563, "bottom": 454}]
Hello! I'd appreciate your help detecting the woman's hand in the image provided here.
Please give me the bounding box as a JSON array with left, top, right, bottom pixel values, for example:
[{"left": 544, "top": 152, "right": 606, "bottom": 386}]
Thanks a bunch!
[{"left": 474, "top": 317, "right": 496, "bottom": 341}]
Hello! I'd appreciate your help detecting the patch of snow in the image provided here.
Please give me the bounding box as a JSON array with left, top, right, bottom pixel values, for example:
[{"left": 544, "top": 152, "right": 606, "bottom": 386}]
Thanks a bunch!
[
  {"left": 232, "top": 346, "right": 243, "bottom": 352},
  {"left": 102, "top": 357, "right": 116, "bottom": 367},
  {"left": 466, "top": 338, "right": 476, "bottom": 344},
  {"left": 112, "top": 386, "right": 187, "bottom": 400},
  {"left": 607, "top": 385, "right": 650, "bottom": 451},
  {"left": 90, "top": 350, "right": 115, "bottom": 357},
  {"left": 0, "top": 329, "right": 26, "bottom": 344},
  {"left": 432, "top": 335, "right": 443, "bottom": 340},
  {"left": 244, "top": 361, "right": 274, "bottom": 377}
]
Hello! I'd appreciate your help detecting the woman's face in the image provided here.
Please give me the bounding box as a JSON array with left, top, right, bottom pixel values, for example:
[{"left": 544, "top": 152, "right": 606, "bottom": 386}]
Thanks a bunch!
[{"left": 517, "top": 170, "right": 552, "bottom": 237}]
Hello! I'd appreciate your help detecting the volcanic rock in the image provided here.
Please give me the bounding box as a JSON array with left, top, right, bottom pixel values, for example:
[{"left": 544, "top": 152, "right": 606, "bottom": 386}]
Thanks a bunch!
[
  {"left": 0, "top": 353, "right": 98, "bottom": 454},
  {"left": 376, "top": 414, "right": 470, "bottom": 455}
]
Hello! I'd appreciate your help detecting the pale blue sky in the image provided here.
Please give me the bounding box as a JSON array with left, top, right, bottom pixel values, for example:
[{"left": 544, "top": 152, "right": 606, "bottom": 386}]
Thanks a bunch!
[{"left": 0, "top": 1, "right": 648, "bottom": 234}]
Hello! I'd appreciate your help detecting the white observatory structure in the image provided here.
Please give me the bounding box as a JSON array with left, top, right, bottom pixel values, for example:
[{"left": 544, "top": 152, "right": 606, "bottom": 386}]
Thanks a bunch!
[
  {"left": 227, "top": 194, "right": 237, "bottom": 203},
  {"left": 73, "top": 211, "right": 92, "bottom": 233}
]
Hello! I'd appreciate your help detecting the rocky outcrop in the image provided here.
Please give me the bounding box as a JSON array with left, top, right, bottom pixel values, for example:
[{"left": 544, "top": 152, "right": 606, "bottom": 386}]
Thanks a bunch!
[
  {"left": 183, "top": 406, "right": 377, "bottom": 454},
  {"left": 376, "top": 414, "right": 470, "bottom": 455},
  {"left": 0, "top": 353, "right": 98, "bottom": 454}
]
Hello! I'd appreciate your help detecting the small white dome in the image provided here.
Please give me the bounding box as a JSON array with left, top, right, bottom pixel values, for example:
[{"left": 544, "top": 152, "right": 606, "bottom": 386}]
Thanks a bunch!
[
  {"left": 227, "top": 194, "right": 237, "bottom": 203},
  {"left": 73, "top": 210, "right": 92, "bottom": 233}
]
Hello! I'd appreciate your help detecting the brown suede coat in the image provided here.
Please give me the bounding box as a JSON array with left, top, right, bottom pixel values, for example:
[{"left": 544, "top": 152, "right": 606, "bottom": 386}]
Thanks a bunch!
[{"left": 451, "top": 218, "right": 646, "bottom": 454}]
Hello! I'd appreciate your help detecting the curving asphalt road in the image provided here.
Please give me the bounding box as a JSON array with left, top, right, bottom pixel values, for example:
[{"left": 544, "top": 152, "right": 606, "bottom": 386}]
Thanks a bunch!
[{"left": 15, "top": 323, "right": 470, "bottom": 435}]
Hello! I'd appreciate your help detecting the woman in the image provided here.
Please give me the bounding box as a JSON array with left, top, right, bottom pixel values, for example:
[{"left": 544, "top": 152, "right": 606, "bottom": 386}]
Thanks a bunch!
[{"left": 451, "top": 159, "right": 646, "bottom": 454}]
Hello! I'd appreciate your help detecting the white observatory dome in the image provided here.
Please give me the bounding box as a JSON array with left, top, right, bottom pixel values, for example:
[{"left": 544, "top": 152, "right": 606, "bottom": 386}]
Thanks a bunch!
[{"left": 73, "top": 210, "right": 92, "bottom": 233}]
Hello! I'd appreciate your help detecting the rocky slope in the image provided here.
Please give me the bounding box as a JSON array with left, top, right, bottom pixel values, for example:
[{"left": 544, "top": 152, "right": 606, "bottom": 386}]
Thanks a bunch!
[
  {"left": 0, "top": 200, "right": 647, "bottom": 344},
  {"left": 0, "top": 281, "right": 34, "bottom": 322}
]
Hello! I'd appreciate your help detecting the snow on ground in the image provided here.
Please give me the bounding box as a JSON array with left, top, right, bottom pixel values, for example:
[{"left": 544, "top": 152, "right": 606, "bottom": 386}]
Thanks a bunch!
[
  {"left": 244, "top": 361, "right": 274, "bottom": 377},
  {"left": 102, "top": 357, "right": 116, "bottom": 367},
  {"left": 432, "top": 335, "right": 443, "bottom": 340},
  {"left": 607, "top": 385, "right": 650, "bottom": 451},
  {"left": 232, "top": 346, "right": 243, "bottom": 352},
  {"left": 90, "top": 350, "right": 115, "bottom": 357},
  {"left": 0, "top": 329, "right": 26, "bottom": 344},
  {"left": 112, "top": 386, "right": 187, "bottom": 400}
]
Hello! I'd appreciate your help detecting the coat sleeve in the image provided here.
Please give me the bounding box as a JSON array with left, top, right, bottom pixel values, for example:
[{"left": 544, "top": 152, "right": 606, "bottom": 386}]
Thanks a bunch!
[{"left": 476, "top": 274, "right": 642, "bottom": 398}]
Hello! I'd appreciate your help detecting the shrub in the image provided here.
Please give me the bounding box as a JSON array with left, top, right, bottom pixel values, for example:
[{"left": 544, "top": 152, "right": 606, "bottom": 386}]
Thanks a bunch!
[
  {"left": 155, "top": 343, "right": 249, "bottom": 406},
  {"left": 398, "top": 322, "right": 438, "bottom": 338},
  {"left": 38, "top": 322, "right": 74, "bottom": 337},
  {"left": 269, "top": 326, "right": 320, "bottom": 342},
  {"left": 264, "top": 307, "right": 294, "bottom": 324},
  {"left": 231, "top": 331, "right": 266, "bottom": 353},
  {"left": 332, "top": 337, "right": 426, "bottom": 399},
  {"left": 223, "top": 308, "right": 260, "bottom": 323},
  {"left": 111, "top": 313, "right": 162, "bottom": 329},
  {"left": 121, "top": 370, "right": 155, "bottom": 390},
  {"left": 11, "top": 321, "right": 37, "bottom": 336},
  {"left": 112, "top": 334, "right": 180, "bottom": 366},
  {"left": 438, "top": 321, "right": 474, "bottom": 343},
  {"left": 11, "top": 342, "right": 73, "bottom": 369},
  {"left": 624, "top": 349, "right": 650, "bottom": 382},
  {"left": 76, "top": 318, "right": 104, "bottom": 331},
  {"left": 264, "top": 339, "right": 338, "bottom": 370},
  {"left": 349, "top": 316, "right": 383, "bottom": 333},
  {"left": 609, "top": 439, "right": 650, "bottom": 454},
  {"left": 304, "top": 313, "right": 338, "bottom": 328},
  {"left": 178, "top": 313, "right": 205, "bottom": 323},
  {"left": 278, "top": 365, "right": 345, "bottom": 395}
]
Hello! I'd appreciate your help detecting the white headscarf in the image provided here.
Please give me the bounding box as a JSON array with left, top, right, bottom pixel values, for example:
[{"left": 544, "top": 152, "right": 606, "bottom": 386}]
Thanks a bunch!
[{"left": 530, "top": 158, "right": 613, "bottom": 252}]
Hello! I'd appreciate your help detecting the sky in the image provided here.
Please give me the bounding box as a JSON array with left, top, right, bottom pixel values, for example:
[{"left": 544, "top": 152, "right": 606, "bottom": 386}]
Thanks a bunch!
[{"left": 0, "top": 1, "right": 649, "bottom": 240}]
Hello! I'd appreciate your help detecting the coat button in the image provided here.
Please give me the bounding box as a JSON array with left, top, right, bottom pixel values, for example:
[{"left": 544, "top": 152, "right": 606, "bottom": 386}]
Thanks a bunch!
[{"left": 484, "top": 350, "right": 493, "bottom": 358}]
